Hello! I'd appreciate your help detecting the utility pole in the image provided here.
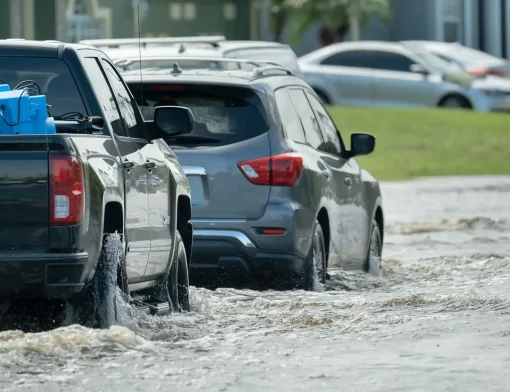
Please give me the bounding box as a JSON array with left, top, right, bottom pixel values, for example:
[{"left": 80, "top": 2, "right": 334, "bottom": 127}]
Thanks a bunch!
[{"left": 55, "top": 0, "right": 69, "bottom": 41}]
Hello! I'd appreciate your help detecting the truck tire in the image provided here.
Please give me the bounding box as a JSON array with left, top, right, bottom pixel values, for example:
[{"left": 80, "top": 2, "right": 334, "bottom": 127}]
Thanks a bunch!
[
  {"left": 168, "top": 232, "right": 190, "bottom": 312},
  {"left": 149, "top": 231, "right": 190, "bottom": 313},
  {"left": 70, "top": 233, "right": 129, "bottom": 328},
  {"left": 364, "top": 220, "right": 383, "bottom": 276}
]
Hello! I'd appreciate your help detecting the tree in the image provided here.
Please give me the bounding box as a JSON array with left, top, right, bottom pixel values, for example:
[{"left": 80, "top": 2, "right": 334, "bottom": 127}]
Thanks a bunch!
[
  {"left": 286, "top": 0, "right": 391, "bottom": 47},
  {"left": 268, "top": 0, "right": 292, "bottom": 42}
]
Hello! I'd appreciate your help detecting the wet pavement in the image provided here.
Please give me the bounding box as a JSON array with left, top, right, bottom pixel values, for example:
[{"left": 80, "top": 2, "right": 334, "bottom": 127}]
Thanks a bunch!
[{"left": 1, "top": 176, "right": 509, "bottom": 391}]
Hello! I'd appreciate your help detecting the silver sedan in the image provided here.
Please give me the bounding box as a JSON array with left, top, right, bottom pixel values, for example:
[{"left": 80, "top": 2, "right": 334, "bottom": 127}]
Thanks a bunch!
[{"left": 298, "top": 41, "right": 510, "bottom": 112}]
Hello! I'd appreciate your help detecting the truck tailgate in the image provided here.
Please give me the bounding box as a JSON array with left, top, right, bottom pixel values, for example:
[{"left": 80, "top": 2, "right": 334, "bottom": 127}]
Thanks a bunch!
[{"left": 0, "top": 149, "right": 49, "bottom": 249}]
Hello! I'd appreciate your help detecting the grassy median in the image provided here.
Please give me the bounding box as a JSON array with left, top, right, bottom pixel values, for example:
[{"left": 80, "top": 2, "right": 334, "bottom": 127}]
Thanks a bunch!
[{"left": 328, "top": 106, "right": 510, "bottom": 181}]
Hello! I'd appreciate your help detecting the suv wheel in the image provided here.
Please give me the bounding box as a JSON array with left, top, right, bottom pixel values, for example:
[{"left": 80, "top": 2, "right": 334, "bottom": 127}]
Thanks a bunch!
[{"left": 302, "top": 220, "right": 327, "bottom": 291}]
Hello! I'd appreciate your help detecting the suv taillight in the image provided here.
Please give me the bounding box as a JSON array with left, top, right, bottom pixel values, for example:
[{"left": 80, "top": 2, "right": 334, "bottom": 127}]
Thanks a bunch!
[
  {"left": 50, "top": 155, "right": 84, "bottom": 226},
  {"left": 238, "top": 153, "right": 303, "bottom": 186}
]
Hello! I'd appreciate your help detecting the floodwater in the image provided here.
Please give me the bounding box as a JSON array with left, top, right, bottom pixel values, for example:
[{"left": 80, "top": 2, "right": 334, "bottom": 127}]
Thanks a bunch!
[{"left": 1, "top": 176, "right": 510, "bottom": 392}]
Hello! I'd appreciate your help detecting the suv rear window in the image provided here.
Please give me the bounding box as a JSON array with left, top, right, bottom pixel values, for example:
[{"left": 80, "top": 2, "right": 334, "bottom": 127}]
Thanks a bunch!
[
  {"left": 0, "top": 57, "right": 87, "bottom": 120},
  {"left": 128, "top": 83, "right": 269, "bottom": 147}
]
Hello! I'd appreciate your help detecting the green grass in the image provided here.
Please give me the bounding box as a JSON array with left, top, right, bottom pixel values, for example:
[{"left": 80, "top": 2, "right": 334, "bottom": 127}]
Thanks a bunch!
[{"left": 328, "top": 106, "right": 510, "bottom": 181}]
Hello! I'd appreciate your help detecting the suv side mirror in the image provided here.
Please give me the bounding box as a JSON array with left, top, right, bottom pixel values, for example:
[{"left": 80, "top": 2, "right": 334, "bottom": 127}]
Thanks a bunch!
[
  {"left": 349, "top": 133, "right": 375, "bottom": 157},
  {"left": 410, "top": 63, "right": 429, "bottom": 75},
  {"left": 150, "top": 106, "right": 194, "bottom": 140}
]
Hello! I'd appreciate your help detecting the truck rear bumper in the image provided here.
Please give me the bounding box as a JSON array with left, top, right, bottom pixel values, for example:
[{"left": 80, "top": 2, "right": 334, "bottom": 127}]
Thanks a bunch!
[{"left": 0, "top": 252, "right": 89, "bottom": 299}]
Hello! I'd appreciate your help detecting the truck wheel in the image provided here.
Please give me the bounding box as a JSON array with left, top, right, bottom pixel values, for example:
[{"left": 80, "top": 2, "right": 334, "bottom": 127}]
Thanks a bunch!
[
  {"left": 169, "top": 232, "right": 190, "bottom": 312},
  {"left": 70, "top": 233, "right": 128, "bottom": 328},
  {"left": 364, "top": 220, "right": 382, "bottom": 276}
]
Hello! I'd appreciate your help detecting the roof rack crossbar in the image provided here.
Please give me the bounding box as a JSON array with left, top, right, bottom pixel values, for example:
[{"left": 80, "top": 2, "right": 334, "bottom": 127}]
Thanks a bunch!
[
  {"left": 251, "top": 65, "right": 293, "bottom": 78},
  {"left": 79, "top": 36, "right": 226, "bottom": 49}
]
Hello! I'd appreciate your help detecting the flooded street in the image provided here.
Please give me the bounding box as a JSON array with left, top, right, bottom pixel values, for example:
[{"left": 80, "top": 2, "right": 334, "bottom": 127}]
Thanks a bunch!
[{"left": 1, "top": 176, "right": 510, "bottom": 392}]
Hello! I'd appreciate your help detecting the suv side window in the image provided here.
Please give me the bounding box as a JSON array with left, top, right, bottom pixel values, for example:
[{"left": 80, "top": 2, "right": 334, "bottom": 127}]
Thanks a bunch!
[
  {"left": 82, "top": 57, "right": 125, "bottom": 136},
  {"left": 274, "top": 88, "right": 306, "bottom": 144},
  {"left": 373, "top": 51, "right": 415, "bottom": 72},
  {"left": 320, "top": 50, "right": 374, "bottom": 69},
  {"left": 305, "top": 91, "right": 343, "bottom": 156},
  {"left": 101, "top": 59, "right": 146, "bottom": 140},
  {"left": 288, "top": 88, "right": 325, "bottom": 151}
]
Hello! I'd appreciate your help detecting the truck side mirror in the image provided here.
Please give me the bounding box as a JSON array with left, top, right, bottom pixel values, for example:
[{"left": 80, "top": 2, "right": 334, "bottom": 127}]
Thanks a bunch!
[{"left": 150, "top": 106, "right": 194, "bottom": 140}]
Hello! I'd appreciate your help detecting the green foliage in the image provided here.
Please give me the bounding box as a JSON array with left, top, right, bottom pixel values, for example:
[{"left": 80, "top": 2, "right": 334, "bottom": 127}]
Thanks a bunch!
[
  {"left": 280, "top": 0, "right": 391, "bottom": 44},
  {"left": 328, "top": 106, "right": 510, "bottom": 180}
]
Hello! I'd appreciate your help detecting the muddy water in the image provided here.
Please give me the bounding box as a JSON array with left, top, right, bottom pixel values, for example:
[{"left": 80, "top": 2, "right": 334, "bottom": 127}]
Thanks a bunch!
[{"left": 1, "top": 176, "right": 510, "bottom": 392}]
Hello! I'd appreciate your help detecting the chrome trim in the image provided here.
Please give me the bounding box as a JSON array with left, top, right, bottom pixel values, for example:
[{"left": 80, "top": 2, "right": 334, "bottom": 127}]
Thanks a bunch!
[
  {"left": 183, "top": 166, "right": 207, "bottom": 176},
  {"left": 193, "top": 230, "right": 256, "bottom": 248}
]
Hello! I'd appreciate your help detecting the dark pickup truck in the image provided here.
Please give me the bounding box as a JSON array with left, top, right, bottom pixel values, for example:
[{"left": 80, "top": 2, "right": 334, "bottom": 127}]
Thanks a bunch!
[{"left": 0, "top": 40, "right": 194, "bottom": 330}]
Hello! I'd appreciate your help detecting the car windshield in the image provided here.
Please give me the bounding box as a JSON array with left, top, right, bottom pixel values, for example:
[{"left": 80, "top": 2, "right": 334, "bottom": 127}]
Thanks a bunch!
[
  {"left": 118, "top": 58, "right": 244, "bottom": 71},
  {"left": 128, "top": 83, "right": 269, "bottom": 147},
  {"left": 0, "top": 57, "right": 87, "bottom": 120}
]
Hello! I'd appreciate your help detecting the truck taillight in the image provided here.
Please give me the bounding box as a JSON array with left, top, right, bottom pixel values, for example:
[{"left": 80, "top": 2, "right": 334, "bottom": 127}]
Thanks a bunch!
[
  {"left": 50, "top": 155, "right": 84, "bottom": 226},
  {"left": 238, "top": 153, "right": 303, "bottom": 186}
]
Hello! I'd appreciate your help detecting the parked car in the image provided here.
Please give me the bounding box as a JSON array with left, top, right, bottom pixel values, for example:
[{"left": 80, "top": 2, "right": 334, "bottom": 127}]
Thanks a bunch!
[
  {"left": 115, "top": 56, "right": 278, "bottom": 73},
  {"left": 401, "top": 40, "right": 509, "bottom": 78},
  {"left": 0, "top": 39, "right": 193, "bottom": 329},
  {"left": 298, "top": 41, "right": 510, "bottom": 111},
  {"left": 79, "top": 35, "right": 227, "bottom": 51},
  {"left": 106, "top": 45, "right": 220, "bottom": 64},
  {"left": 122, "top": 65, "right": 384, "bottom": 291},
  {"left": 83, "top": 37, "right": 306, "bottom": 80}
]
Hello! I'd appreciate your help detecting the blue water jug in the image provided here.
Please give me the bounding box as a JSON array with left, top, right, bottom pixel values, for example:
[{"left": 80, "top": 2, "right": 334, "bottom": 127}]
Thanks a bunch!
[{"left": 0, "top": 84, "right": 57, "bottom": 135}]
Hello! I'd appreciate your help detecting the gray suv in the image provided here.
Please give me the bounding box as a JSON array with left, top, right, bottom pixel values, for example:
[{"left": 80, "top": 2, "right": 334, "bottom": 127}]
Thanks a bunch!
[{"left": 124, "top": 63, "right": 384, "bottom": 290}]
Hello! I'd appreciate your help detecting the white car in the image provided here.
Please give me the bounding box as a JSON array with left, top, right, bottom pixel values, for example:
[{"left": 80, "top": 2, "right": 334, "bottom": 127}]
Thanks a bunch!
[
  {"left": 298, "top": 41, "right": 510, "bottom": 112},
  {"left": 401, "top": 40, "right": 509, "bottom": 78},
  {"left": 81, "top": 36, "right": 305, "bottom": 80}
]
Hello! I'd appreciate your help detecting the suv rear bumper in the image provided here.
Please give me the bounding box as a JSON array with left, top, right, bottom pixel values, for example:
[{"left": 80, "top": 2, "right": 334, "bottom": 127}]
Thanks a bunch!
[
  {"left": 190, "top": 229, "right": 306, "bottom": 283},
  {"left": 0, "top": 252, "right": 89, "bottom": 299}
]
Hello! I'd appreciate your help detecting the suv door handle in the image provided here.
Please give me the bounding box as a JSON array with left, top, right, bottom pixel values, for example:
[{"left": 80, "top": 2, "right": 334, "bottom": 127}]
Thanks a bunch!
[
  {"left": 122, "top": 160, "right": 135, "bottom": 169},
  {"left": 145, "top": 160, "right": 156, "bottom": 170},
  {"left": 344, "top": 177, "right": 352, "bottom": 187}
]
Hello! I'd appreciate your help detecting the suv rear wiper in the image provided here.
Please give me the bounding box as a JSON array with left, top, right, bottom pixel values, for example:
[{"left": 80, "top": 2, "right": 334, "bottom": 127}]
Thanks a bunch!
[{"left": 166, "top": 135, "right": 221, "bottom": 144}]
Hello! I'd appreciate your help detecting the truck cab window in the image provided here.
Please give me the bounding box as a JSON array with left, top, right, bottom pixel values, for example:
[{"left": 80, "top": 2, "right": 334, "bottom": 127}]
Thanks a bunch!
[
  {"left": 102, "top": 60, "right": 146, "bottom": 140},
  {"left": 0, "top": 57, "right": 87, "bottom": 120},
  {"left": 82, "top": 57, "right": 126, "bottom": 137}
]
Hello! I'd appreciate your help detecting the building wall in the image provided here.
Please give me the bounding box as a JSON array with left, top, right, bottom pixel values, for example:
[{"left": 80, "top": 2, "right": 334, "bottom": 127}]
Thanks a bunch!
[
  {"left": 257, "top": 0, "right": 507, "bottom": 58},
  {"left": 140, "top": 0, "right": 250, "bottom": 39}
]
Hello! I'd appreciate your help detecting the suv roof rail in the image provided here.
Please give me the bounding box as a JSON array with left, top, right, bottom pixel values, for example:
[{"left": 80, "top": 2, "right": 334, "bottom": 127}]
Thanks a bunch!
[
  {"left": 113, "top": 56, "right": 281, "bottom": 66},
  {"left": 79, "top": 36, "right": 226, "bottom": 49},
  {"left": 251, "top": 65, "right": 293, "bottom": 78},
  {"left": 114, "top": 57, "right": 285, "bottom": 72}
]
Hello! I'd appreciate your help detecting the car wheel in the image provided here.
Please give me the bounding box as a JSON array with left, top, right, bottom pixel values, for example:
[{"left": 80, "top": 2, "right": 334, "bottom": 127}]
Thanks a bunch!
[
  {"left": 302, "top": 220, "right": 327, "bottom": 291},
  {"left": 69, "top": 233, "right": 129, "bottom": 328},
  {"left": 364, "top": 221, "right": 382, "bottom": 276},
  {"left": 168, "top": 232, "right": 190, "bottom": 312},
  {"left": 439, "top": 95, "right": 470, "bottom": 109}
]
